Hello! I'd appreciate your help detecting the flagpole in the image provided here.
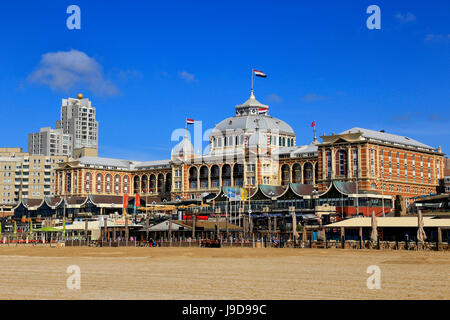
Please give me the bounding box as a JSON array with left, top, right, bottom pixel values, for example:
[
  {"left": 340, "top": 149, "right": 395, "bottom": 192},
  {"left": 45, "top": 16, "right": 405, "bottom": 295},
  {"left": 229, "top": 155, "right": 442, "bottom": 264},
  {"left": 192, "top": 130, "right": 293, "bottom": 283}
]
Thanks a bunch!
[{"left": 251, "top": 69, "right": 254, "bottom": 92}]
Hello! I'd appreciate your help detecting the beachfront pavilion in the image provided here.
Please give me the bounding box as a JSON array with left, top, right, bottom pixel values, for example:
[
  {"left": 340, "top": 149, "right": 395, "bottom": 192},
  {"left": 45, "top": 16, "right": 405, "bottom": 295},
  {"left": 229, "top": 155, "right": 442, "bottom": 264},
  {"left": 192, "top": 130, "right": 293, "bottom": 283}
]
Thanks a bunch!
[
  {"left": 317, "top": 181, "right": 394, "bottom": 217},
  {"left": 143, "top": 219, "right": 243, "bottom": 241},
  {"left": 324, "top": 216, "right": 450, "bottom": 244}
]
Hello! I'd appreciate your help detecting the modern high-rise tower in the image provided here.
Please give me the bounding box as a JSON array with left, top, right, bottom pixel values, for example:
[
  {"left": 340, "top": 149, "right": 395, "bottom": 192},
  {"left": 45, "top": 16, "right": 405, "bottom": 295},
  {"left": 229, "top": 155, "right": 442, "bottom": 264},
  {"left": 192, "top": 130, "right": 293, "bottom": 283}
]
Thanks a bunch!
[{"left": 56, "top": 94, "right": 99, "bottom": 152}]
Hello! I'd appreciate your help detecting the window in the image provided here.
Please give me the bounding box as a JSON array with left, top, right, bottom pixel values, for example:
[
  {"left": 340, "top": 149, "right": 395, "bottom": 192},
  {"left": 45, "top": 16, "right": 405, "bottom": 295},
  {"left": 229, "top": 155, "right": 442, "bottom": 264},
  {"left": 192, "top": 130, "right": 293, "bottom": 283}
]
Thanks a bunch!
[
  {"left": 388, "top": 151, "right": 392, "bottom": 180},
  {"left": 97, "top": 173, "right": 102, "bottom": 193},
  {"left": 338, "top": 150, "right": 347, "bottom": 176},
  {"left": 380, "top": 150, "right": 384, "bottom": 178},
  {"left": 106, "top": 174, "right": 111, "bottom": 193},
  {"left": 124, "top": 175, "right": 129, "bottom": 193},
  {"left": 404, "top": 153, "right": 408, "bottom": 181},
  {"left": 327, "top": 151, "right": 332, "bottom": 179},
  {"left": 370, "top": 149, "right": 375, "bottom": 176}
]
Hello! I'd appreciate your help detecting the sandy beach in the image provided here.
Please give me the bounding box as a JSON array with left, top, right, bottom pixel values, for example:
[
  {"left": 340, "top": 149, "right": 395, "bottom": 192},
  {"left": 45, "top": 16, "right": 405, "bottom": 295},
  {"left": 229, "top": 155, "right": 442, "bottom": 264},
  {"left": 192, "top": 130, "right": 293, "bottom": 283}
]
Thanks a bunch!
[{"left": 0, "top": 246, "right": 448, "bottom": 300}]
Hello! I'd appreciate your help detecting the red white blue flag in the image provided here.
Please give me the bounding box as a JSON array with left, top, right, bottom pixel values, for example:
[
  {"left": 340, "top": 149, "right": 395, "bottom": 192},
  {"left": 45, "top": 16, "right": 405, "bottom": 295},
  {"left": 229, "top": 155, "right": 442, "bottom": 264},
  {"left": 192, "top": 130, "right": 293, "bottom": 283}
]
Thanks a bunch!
[
  {"left": 253, "top": 69, "right": 267, "bottom": 78},
  {"left": 258, "top": 107, "right": 268, "bottom": 114},
  {"left": 186, "top": 118, "right": 195, "bottom": 125}
]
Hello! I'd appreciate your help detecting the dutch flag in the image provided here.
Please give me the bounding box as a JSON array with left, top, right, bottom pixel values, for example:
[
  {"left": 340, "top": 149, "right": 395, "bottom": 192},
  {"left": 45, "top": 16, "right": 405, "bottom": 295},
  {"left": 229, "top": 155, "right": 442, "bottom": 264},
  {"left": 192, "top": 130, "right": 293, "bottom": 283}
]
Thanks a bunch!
[
  {"left": 258, "top": 107, "right": 269, "bottom": 114},
  {"left": 186, "top": 118, "right": 195, "bottom": 125},
  {"left": 253, "top": 69, "right": 267, "bottom": 78}
]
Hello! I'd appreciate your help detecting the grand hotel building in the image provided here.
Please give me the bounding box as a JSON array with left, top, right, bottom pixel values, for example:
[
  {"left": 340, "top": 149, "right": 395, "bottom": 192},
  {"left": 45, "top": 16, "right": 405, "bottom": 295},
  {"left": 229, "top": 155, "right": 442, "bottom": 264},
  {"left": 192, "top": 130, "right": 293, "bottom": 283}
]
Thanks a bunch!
[{"left": 54, "top": 91, "right": 445, "bottom": 212}]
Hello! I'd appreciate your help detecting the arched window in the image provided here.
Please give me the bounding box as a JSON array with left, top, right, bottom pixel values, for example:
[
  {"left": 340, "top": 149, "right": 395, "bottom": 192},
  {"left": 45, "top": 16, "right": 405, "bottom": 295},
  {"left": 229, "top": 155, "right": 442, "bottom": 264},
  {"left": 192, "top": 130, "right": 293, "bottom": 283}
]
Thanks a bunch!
[
  {"left": 200, "top": 166, "right": 209, "bottom": 189},
  {"left": 106, "top": 174, "right": 111, "bottom": 193},
  {"left": 233, "top": 164, "right": 244, "bottom": 187},
  {"left": 165, "top": 173, "right": 172, "bottom": 192},
  {"left": 157, "top": 173, "right": 164, "bottom": 193},
  {"left": 115, "top": 175, "right": 120, "bottom": 194},
  {"left": 96, "top": 173, "right": 102, "bottom": 193},
  {"left": 211, "top": 165, "right": 220, "bottom": 188},
  {"left": 292, "top": 163, "right": 301, "bottom": 183},
  {"left": 150, "top": 174, "right": 156, "bottom": 193},
  {"left": 281, "top": 164, "right": 290, "bottom": 185},
  {"left": 123, "top": 175, "right": 129, "bottom": 194},
  {"left": 85, "top": 172, "right": 91, "bottom": 193},
  {"left": 189, "top": 167, "right": 198, "bottom": 189},
  {"left": 222, "top": 164, "right": 231, "bottom": 186}
]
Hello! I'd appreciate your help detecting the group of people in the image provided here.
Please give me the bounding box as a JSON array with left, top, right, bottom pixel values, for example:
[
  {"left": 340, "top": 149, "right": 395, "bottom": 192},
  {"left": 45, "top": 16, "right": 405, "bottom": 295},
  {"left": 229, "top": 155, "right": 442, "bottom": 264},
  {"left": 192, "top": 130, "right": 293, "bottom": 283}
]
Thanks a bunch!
[
  {"left": 200, "top": 239, "right": 221, "bottom": 248},
  {"left": 148, "top": 238, "right": 159, "bottom": 247}
]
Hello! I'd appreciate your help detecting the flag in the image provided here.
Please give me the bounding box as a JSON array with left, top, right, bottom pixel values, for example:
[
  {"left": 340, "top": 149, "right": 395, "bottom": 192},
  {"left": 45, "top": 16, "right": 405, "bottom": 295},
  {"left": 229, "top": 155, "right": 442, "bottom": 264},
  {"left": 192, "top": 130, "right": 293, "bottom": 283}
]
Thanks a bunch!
[
  {"left": 311, "top": 121, "right": 316, "bottom": 127},
  {"left": 123, "top": 194, "right": 129, "bottom": 209},
  {"left": 253, "top": 69, "right": 267, "bottom": 78},
  {"left": 240, "top": 188, "right": 248, "bottom": 201},
  {"left": 258, "top": 107, "right": 268, "bottom": 114},
  {"left": 135, "top": 193, "right": 141, "bottom": 208},
  {"left": 186, "top": 118, "right": 195, "bottom": 125}
]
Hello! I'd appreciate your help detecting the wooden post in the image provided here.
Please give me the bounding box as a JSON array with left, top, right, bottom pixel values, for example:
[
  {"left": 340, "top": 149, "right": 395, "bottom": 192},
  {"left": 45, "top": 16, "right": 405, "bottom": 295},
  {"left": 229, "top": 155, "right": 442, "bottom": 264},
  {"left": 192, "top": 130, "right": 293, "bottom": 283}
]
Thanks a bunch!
[
  {"left": 169, "top": 210, "right": 173, "bottom": 247},
  {"left": 103, "top": 217, "right": 108, "bottom": 241},
  {"left": 341, "top": 227, "right": 345, "bottom": 249},
  {"left": 274, "top": 216, "right": 277, "bottom": 239},
  {"left": 359, "top": 227, "right": 363, "bottom": 249},
  {"left": 145, "top": 214, "right": 150, "bottom": 241},
  {"left": 84, "top": 219, "right": 88, "bottom": 243},
  {"left": 437, "top": 227, "right": 442, "bottom": 251},
  {"left": 192, "top": 211, "right": 196, "bottom": 240},
  {"left": 124, "top": 208, "right": 129, "bottom": 242}
]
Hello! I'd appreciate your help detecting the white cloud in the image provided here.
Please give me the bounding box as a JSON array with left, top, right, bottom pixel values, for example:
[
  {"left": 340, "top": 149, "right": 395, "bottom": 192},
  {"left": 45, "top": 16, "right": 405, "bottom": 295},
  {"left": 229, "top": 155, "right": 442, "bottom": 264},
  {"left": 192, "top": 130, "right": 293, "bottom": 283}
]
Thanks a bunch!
[
  {"left": 395, "top": 12, "right": 416, "bottom": 23},
  {"left": 27, "top": 49, "right": 118, "bottom": 95},
  {"left": 302, "top": 93, "right": 326, "bottom": 102},
  {"left": 267, "top": 94, "right": 283, "bottom": 103},
  {"left": 178, "top": 71, "right": 196, "bottom": 82}
]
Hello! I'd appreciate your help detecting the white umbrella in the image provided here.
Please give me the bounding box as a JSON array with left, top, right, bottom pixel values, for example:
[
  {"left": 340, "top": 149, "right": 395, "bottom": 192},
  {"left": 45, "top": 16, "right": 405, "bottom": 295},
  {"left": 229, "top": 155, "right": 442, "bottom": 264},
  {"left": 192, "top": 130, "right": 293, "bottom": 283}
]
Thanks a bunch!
[
  {"left": 370, "top": 211, "right": 378, "bottom": 243},
  {"left": 417, "top": 210, "right": 427, "bottom": 244}
]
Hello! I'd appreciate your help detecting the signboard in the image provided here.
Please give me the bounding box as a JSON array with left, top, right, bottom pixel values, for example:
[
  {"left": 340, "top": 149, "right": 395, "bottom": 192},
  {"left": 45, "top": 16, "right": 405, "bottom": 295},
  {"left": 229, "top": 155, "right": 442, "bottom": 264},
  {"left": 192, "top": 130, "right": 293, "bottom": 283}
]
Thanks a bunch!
[{"left": 223, "top": 187, "right": 248, "bottom": 201}]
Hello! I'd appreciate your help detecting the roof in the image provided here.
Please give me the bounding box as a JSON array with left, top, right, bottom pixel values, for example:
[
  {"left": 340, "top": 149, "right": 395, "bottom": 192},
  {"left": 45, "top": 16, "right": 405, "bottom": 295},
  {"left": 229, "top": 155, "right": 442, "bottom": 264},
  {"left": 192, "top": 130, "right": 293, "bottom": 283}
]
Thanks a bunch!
[
  {"left": 78, "top": 156, "right": 134, "bottom": 169},
  {"left": 65, "top": 196, "right": 88, "bottom": 207},
  {"left": 171, "top": 136, "right": 194, "bottom": 156},
  {"left": 77, "top": 156, "right": 170, "bottom": 171},
  {"left": 325, "top": 216, "right": 450, "bottom": 228},
  {"left": 212, "top": 114, "right": 295, "bottom": 136},
  {"left": 133, "top": 159, "right": 171, "bottom": 169},
  {"left": 45, "top": 197, "right": 63, "bottom": 208},
  {"left": 340, "top": 127, "right": 435, "bottom": 151},
  {"left": 289, "top": 183, "right": 315, "bottom": 197},
  {"left": 56, "top": 220, "right": 101, "bottom": 231},
  {"left": 333, "top": 181, "right": 357, "bottom": 195},
  {"left": 22, "top": 198, "right": 44, "bottom": 209},
  {"left": 259, "top": 185, "right": 287, "bottom": 198},
  {"left": 275, "top": 143, "right": 318, "bottom": 157},
  {"left": 89, "top": 195, "right": 123, "bottom": 207}
]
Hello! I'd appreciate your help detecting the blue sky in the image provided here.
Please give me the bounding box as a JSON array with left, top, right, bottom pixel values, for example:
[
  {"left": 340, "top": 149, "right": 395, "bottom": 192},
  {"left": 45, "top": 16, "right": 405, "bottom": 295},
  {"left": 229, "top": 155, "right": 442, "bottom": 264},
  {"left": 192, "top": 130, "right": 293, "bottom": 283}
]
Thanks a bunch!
[{"left": 0, "top": 0, "right": 449, "bottom": 160}]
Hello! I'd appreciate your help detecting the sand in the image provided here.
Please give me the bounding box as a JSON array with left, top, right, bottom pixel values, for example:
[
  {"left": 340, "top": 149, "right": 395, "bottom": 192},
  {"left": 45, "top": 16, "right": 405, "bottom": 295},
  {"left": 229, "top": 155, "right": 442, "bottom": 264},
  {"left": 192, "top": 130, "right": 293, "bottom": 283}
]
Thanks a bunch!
[{"left": 0, "top": 246, "right": 448, "bottom": 300}]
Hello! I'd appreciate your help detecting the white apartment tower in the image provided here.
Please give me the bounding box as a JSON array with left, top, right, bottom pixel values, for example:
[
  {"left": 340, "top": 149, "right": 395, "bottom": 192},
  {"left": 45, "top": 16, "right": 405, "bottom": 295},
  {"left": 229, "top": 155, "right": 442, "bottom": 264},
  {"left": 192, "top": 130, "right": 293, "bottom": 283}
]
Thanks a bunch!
[
  {"left": 56, "top": 94, "right": 99, "bottom": 151},
  {"left": 28, "top": 127, "right": 73, "bottom": 157}
]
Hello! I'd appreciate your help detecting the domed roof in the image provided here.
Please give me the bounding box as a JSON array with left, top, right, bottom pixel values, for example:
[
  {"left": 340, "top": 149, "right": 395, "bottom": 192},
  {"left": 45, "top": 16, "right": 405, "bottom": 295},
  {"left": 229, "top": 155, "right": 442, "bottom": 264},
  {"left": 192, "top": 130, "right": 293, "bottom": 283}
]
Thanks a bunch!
[
  {"left": 172, "top": 135, "right": 194, "bottom": 156},
  {"left": 211, "top": 91, "right": 295, "bottom": 136},
  {"left": 212, "top": 114, "right": 295, "bottom": 135}
]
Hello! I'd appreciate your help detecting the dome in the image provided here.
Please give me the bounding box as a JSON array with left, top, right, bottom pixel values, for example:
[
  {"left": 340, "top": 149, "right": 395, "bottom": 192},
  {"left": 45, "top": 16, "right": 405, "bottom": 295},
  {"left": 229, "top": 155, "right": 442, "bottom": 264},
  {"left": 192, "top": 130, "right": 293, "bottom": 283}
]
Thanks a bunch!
[
  {"left": 211, "top": 91, "right": 295, "bottom": 136},
  {"left": 172, "top": 135, "right": 194, "bottom": 156},
  {"left": 212, "top": 114, "right": 295, "bottom": 136}
]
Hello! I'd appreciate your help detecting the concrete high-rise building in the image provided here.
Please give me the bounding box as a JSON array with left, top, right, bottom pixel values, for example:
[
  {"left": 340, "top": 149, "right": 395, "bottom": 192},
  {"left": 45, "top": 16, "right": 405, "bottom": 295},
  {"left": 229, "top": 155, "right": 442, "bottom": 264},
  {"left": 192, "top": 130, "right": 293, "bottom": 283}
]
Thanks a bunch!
[
  {"left": 56, "top": 94, "right": 98, "bottom": 151},
  {"left": 0, "top": 148, "right": 68, "bottom": 210},
  {"left": 28, "top": 127, "right": 73, "bottom": 157}
]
